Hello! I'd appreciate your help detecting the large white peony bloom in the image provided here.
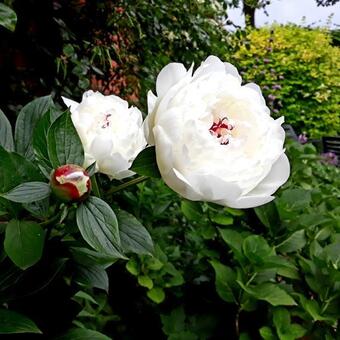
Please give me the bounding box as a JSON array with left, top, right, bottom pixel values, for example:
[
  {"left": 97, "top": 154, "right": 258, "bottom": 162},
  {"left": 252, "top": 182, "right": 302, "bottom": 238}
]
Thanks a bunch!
[
  {"left": 62, "top": 90, "right": 146, "bottom": 180},
  {"left": 145, "top": 56, "right": 290, "bottom": 209}
]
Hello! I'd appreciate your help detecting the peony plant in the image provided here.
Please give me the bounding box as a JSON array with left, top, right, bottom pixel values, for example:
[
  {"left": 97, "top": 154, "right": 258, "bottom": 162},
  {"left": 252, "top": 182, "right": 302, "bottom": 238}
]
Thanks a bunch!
[{"left": 0, "top": 56, "right": 290, "bottom": 337}]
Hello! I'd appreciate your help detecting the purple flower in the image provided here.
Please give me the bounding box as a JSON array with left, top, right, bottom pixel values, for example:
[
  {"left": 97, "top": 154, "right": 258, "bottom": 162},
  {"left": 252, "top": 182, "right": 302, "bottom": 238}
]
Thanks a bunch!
[
  {"left": 263, "top": 58, "right": 270, "bottom": 64},
  {"left": 321, "top": 152, "right": 338, "bottom": 166},
  {"left": 273, "top": 109, "right": 279, "bottom": 114},
  {"left": 268, "top": 94, "right": 276, "bottom": 101},
  {"left": 298, "top": 133, "right": 308, "bottom": 144},
  {"left": 272, "top": 84, "right": 282, "bottom": 90},
  {"left": 263, "top": 85, "right": 269, "bottom": 90},
  {"left": 279, "top": 75, "right": 285, "bottom": 80}
]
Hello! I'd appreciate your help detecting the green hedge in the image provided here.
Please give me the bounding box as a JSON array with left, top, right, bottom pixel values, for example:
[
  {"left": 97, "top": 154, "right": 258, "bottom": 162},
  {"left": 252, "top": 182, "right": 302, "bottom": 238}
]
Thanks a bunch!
[{"left": 230, "top": 25, "right": 340, "bottom": 137}]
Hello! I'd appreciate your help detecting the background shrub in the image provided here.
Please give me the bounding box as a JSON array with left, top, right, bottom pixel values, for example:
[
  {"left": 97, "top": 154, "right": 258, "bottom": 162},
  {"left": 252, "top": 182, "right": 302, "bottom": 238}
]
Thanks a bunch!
[{"left": 230, "top": 25, "right": 340, "bottom": 137}]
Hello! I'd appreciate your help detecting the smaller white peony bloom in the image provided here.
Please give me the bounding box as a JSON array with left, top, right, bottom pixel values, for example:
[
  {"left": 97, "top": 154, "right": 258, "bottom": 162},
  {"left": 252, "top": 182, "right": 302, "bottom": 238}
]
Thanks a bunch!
[
  {"left": 62, "top": 90, "right": 146, "bottom": 180},
  {"left": 145, "top": 56, "right": 290, "bottom": 209}
]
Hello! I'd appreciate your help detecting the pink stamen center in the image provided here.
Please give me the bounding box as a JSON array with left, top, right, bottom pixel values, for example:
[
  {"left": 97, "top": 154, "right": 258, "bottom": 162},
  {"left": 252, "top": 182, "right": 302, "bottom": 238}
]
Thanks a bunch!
[
  {"left": 102, "top": 113, "right": 112, "bottom": 129},
  {"left": 209, "top": 117, "right": 234, "bottom": 145}
]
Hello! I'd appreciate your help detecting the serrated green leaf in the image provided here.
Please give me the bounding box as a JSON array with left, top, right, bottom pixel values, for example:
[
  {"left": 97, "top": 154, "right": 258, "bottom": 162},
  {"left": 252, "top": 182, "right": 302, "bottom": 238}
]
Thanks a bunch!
[
  {"left": 15, "top": 96, "right": 54, "bottom": 160},
  {"left": 181, "top": 200, "right": 202, "bottom": 221},
  {"left": 117, "top": 210, "right": 154, "bottom": 255},
  {"left": 47, "top": 109, "right": 84, "bottom": 168},
  {"left": 276, "top": 230, "right": 306, "bottom": 253},
  {"left": 126, "top": 258, "right": 140, "bottom": 276},
  {"left": 254, "top": 201, "right": 279, "bottom": 230},
  {"left": 147, "top": 287, "right": 165, "bottom": 304},
  {"left": 138, "top": 275, "right": 153, "bottom": 289},
  {"left": 1, "top": 182, "right": 50, "bottom": 203},
  {"left": 0, "top": 108, "right": 14, "bottom": 151},
  {"left": 237, "top": 281, "right": 296, "bottom": 306},
  {"left": 4, "top": 220, "right": 45, "bottom": 269},
  {"left": 0, "top": 308, "right": 41, "bottom": 334},
  {"left": 259, "top": 326, "right": 276, "bottom": 340},
  {"left": 242, "top": 235, "right": 274, "bottom": 263},
  {"left": 76, "top": 196, "right": 122, "bottom": 256},
  {"left": 130, "top": 146, "right": 160, "bottom": 178},
  {"left": 210, "top": 260, "right": 237, "bottom": 303},
  {"left": 0, "top": 4, "right": 17, "bottom": 32}
]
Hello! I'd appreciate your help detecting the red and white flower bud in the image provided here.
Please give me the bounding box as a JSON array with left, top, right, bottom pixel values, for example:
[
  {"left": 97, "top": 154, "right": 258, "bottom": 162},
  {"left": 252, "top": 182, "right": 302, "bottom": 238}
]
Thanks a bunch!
[{"left": 50, "top": 164, "right": 91, "bottom": 202}]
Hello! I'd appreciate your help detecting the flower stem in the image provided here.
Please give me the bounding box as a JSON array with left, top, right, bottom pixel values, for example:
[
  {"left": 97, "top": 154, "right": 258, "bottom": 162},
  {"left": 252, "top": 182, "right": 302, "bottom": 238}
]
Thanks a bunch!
[{"left": 107, "top": 176, "right": 149, "bottom": 194}]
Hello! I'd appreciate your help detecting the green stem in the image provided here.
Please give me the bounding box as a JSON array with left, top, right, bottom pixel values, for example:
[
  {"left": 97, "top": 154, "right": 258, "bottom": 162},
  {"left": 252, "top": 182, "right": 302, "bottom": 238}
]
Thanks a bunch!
[
  {"left": 40, "top": 212, "right": 62, "bottom": 228},
  {"left": 91, "top": 174, "right": 101, "bottom": 198},
  {"left": 107, "top": 176, "right": 149, "bottom": 194}
]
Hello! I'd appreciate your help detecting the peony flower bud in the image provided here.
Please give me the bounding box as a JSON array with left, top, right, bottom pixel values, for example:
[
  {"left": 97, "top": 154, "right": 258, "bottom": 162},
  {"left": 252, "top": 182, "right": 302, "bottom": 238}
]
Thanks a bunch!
[{"left": 50, "top": 164, "right": 91, "bottom": 202}]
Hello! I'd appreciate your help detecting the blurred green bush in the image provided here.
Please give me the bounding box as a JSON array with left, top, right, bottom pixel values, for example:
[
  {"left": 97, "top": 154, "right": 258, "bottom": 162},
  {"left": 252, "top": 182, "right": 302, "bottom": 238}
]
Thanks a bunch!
[{"left": 230, "top": 25, "right": 340, "bottom": 137}]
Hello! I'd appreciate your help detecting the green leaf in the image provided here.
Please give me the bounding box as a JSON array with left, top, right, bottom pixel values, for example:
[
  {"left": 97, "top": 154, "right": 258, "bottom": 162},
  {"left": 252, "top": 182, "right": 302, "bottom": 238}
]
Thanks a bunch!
[
  {"left": 126, "top": 258, "right": 140, "bottom": 276},
  {"left": 47, "top": 109, "right": 84, "bottom": 168},
  {"left": 181, "top": 200, "right": 202, "bottom": 221},
  {"left": 147, "top": 287, "right": 165, "bottom": 304},
  {"left": 0, "top": 308, "right": 41, "bottom": 334},
  {"left": 254, "top": 201, "right": 279, "bottom": 230},
  {"left": 4, "top": 220, "right": 45, "bottom": 269},
  {"left": 210, "top": 260, "right": 236, "bottom": 303},
  {"left": 218, "top": 228, "right": 249, "bottom": 260},
  {"left": 55, "top": 328, "right": 111, "bottom": 340},
  {"left": 75, "top": 265, "right": 109, "bottom": 292},
  {"left": 259, "top": 327, "right": 276, "bottom": 340},
  {"left": 70, "top": 246, "right": 125, "bottom": 268},
  {"left": 0, "top": 146, "right": 44, "bottom": 193},
  {"left": 138, "top": 275, "right": 153, "bottom": 289},
  {"left": 1, "top": 182, "right": 50, "bottom": 203},
  {"left": 161, "top": 306, "right": 186, "bottom": 335},
  {"left": 0, "top": 108, "right": 14, "bottom": 151},
  {"left": 276, "top": 230, "right": 306, "bottom": 253},
  {"left": 322, "top": 242, "right": 340, "bottom": 269},
  {"left": 237, "top": 281, "right": 296, "bottom": 306},
  {"left": 273, "top": 308, "right": 290, "bottom": 335},
  {"left": 130, "top": 146, "right": 160, "bottom": 178},
  {"left": 76, "top": 196, "right": 122, "bottom": 257},
  {"left": 23, "top": 198, "right": 50, "bottom": 219},
  {"left": 117, "top": 210, "right": 154, "bottom": 255},
  {"left": 209, "top": 213, "right": 233, "bottom": 226},
  {"left": 15, "top": 96, "right": 54, "bottom": 160},
  {"left": 242, "top": 235, "right": 274, "bottom": 264},
  {"left": 33, "top": 108, "right": 62, "bottom": 173},
  {"left": 0, "top": 3, "right": 17, "bottom": 32}
]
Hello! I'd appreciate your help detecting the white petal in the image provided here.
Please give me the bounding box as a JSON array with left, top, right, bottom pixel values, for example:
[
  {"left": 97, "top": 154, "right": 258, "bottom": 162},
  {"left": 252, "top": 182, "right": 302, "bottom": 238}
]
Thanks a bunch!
[
  {"left": 89, "top": 135, "right": 114, "bottom": 159},
  {"left": 224, "top": 62, "right": 242, "bottom": 83},
  {"left": 193, "top": 55, "right": 225, "bottom": 78},
  {"left": 156, "top": 63, "right": 187, "bottom": 98},
  {"left": 248, "top": 153, "right": 290, "bottom": 197},
  {"left": 154, "top": 125, "right": 201, "bottom": 200},
  {"left": 147, "top": 90, "right": 157, "bottom": 113},
  {"left": 225, "top": 195, "right": 275, "bottom": 209},
  {"left": 61, "top": 97, "right": 79, "bottom": 112},
  {"left": 189, "top": 173, "right": 242, "bottom": 203}
]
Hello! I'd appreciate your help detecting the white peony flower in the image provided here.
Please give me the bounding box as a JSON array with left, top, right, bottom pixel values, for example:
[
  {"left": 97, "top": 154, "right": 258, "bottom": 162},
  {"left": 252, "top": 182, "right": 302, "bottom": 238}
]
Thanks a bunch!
[
  {"left": 62, "top": 90, "right": 146, "bottom": 180},
  {"left": 145, "top": 56, "right": 290, "bottom": 209}
]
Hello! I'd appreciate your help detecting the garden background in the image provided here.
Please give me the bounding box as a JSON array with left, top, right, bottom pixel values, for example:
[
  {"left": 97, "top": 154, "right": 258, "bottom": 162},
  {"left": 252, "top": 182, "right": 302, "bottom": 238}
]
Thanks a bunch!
[{"left": 0, "top": 0, "right": 339, "bottom": 339}]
